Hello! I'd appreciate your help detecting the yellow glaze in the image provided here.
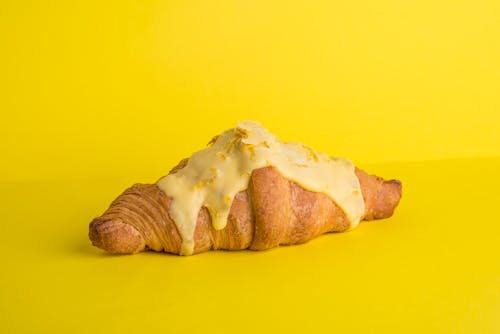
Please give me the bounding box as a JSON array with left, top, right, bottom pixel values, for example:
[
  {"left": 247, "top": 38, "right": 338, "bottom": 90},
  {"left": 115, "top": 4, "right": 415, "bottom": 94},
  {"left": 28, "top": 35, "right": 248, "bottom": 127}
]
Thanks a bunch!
[{"left": 157, "top": 121, "right": 364, "bottom": 255}]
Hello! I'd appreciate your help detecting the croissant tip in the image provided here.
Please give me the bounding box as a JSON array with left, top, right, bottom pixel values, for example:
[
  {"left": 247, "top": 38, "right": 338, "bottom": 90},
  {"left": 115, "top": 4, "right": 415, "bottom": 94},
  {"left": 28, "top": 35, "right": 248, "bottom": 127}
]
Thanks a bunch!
[
  {"left": 391, "top": 179, "right": 402, "bottom": 186},
  {"left": 89, "top": 218, "right": 145, "bottom": 254},
  {"left": 384, "top": 179, "right": 403, "bottom": 215},
  {"left": 388, "top": 179, "right": 402, "bottom": 194}
]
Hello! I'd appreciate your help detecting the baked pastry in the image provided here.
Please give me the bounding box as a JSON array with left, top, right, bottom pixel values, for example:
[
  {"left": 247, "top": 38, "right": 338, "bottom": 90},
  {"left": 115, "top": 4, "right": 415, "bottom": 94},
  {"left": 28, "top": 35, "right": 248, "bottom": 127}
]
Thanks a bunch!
[{"left": 89, "top": 121, "right": 402, "bottom": 256}]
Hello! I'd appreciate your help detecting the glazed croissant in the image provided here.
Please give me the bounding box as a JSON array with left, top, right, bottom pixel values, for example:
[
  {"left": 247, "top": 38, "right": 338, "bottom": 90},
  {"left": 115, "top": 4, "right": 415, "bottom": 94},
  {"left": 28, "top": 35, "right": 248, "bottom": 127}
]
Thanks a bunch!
[{"left": 89, "top": 162, "right": 402, "bottom": 255}]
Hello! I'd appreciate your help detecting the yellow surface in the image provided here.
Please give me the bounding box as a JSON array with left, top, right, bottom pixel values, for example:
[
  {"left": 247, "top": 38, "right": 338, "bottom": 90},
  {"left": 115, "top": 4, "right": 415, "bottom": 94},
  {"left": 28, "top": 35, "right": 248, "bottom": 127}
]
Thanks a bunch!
[
  {"left": 1, "top": 158, "right": 499, "bottom": 333},
  {"left": 1, "top": 0, "right": 499, "bottom": 333}
]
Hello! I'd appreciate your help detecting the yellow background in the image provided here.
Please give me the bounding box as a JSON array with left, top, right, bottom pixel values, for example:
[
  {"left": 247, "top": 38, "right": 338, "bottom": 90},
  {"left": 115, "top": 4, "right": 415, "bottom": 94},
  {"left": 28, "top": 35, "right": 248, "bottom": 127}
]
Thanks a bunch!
[
  {"left": 2, "top": 0, "right": 500, "bottom": 181},
  {"left": 1, "top": 0, "right": 499, "bottom": 333}
]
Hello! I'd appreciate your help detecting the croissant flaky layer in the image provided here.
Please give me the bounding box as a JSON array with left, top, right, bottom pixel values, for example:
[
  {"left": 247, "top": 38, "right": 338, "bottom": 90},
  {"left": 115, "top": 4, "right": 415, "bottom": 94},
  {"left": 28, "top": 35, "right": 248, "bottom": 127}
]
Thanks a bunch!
[{"left": 89, "top": 166, "right": 402, "bottom": 255}]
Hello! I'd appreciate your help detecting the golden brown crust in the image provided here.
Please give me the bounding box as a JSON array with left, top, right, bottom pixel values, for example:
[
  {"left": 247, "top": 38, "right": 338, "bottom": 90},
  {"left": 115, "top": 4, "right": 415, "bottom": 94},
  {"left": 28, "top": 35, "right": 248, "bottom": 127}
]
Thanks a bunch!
[
  {"left": 89, "top": 218, "right": 145, "bottom": 254},
  {"left": 248, "top": 166, "right": 293, "bottom": 250},
  {"left": 89, "top": 166, "right": 402, "bottom": 255},
  {"left": 210, "top": 191, "right": 254, "bottom": 251},
  {"left": 355, "top": 168, "right": 403, "bottom": 220}
]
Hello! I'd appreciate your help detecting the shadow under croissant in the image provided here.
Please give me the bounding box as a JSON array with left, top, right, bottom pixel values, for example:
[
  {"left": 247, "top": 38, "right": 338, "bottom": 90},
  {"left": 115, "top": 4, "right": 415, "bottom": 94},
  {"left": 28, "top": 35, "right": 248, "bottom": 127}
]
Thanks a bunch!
[{"left": 88, "top": 224, "right": 396, "bottom": 258}]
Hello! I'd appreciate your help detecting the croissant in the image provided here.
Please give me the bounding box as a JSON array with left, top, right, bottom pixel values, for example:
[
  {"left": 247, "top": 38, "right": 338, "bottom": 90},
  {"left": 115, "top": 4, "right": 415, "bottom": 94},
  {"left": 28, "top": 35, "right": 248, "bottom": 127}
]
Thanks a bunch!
[{"left": 89, "top": 121, "right": 402, "bottom": 256}]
